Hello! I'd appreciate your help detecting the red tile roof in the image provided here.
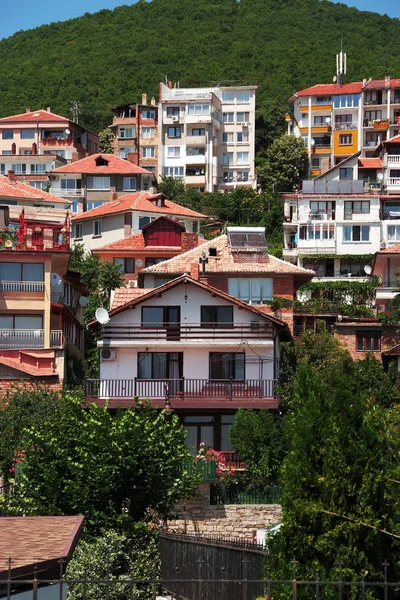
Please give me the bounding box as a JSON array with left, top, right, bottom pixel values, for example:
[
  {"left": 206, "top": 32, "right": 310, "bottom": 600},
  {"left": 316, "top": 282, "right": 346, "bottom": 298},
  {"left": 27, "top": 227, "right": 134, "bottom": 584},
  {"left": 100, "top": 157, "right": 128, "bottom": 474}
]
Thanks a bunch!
[
  {"left": 50, "top": 153, "right": 152, "bottom": 175},
  {"left": 71, "top": 192, "right": 206, "bottom": 221},
  {"left": 379, "top": 243, "right": 400, "bottom": 253},
  {"left": 111, "top": 287, "right": 149, "bottom": 309},
  {"left": 0, "top": 175, "right": 71, "bottom": 204},
  {"left": 0, "top": 109, "right": 71, "bottom": 124},
  {"left": 141, "top": 234, "right": 315, "bottom": 277},
  {"left": 293, "top": 82, "right": 363, "bottom": 97},
  {"left": 0, "top": 516, "right": 84, "bottom": 579},
  {"left": 364, "top": 78, "right": 400, "bottom": 89},
  {"left": 94, "top": 230, "right": 206, "bottom": 252},
  {"left": 358, "top": 158, "right": 382, "bottom": 168},
  {"left": 383, "top": 134, "right": 400, "bottom": 144}
]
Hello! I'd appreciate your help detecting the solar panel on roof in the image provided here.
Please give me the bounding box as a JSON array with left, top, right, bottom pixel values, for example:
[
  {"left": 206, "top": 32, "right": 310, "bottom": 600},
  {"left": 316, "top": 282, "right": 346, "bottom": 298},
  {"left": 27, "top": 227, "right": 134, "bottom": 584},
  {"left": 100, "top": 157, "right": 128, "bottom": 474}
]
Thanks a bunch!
[{"left": 228, "top": 229, "right": 266, "bottom": 249}]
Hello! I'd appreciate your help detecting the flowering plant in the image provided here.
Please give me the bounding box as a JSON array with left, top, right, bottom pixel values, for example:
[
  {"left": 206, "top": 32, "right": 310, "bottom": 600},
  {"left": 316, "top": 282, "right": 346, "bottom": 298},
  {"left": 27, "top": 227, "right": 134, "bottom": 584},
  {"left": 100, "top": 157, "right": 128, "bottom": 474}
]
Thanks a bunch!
[
  {"left": 9, "top": 446, "right": 43, "bottom": 480},
  {"left": 194, "top": 443, "right": 235, "bottom": 482}
]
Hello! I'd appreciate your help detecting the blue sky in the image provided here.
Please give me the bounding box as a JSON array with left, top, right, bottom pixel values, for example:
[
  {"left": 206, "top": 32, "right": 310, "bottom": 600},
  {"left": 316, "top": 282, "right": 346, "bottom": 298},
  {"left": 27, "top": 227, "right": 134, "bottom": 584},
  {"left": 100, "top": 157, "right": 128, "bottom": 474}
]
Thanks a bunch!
[{"left": 1, "top": 0, "right": 400, "bottom": 41}]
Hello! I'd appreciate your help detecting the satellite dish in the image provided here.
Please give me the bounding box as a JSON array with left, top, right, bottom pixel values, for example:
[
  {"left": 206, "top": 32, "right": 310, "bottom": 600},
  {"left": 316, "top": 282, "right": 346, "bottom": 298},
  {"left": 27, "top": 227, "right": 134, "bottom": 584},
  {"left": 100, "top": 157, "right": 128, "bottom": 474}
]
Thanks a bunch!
[
  {"left": 50, "top": 273, "right": 62, "bottom": 287},
  {"left": 333, "top": 76, "right": 337, "bottom": 82},
  {"left": 95, "top": 307, "right": 110, "bottom": 325},
  {"left": 135, "top": 259, "right": 144, "bottom": 268},
  {"left": 310, "top": 139, "right": 315, "bottom": 146},
  {"left": 325, "top": 117, "right": 331, "bottom": 124},
  {"left": 377, "top": 173, "right": 384, "bottom": 182},
  {"left": 79, "top": 296, "right": 88, "bottom": 307},
  {"left": 65, "top": 128, "right": 71, "bottom": 135},
  {"left": 364, "top": 265, "right": 372, "bottom": 275}
]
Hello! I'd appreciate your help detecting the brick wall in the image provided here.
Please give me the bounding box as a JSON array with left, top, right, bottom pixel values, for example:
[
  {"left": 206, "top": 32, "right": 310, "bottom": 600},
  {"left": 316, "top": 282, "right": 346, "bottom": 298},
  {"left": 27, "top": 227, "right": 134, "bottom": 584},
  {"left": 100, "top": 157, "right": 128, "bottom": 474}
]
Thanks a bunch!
[
  {"left": 334, "top": 324, "right": 400, "bottom": 361},
  {"left": 273, "top": 277, "right": 294, "bottom": 298},
  {"left": 167, "top": 484, "right": 282, "bottom": 540},
  {"left": 181, "top": 233, "right": 199, "bottom": 253}
]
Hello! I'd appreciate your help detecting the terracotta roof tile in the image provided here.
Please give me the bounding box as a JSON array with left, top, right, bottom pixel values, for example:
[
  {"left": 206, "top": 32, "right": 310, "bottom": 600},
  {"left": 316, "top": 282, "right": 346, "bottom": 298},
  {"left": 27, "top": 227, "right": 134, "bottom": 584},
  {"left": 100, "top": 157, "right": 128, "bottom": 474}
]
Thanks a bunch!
[
  {"left": 379, "top": 243, "right": 400, "bottom": 253},
  {"left": 0, "top": 516, "right": 84, "bottom": 578},
  {"left": 71, "top": 192, "right": 206, "bottom": 221},
  {"left": 293, "top": 82, "right": 363, "bottom": 97},
  {"left": 141, "top": 234, "right": 315, "bottom": 277},
  {"left": 111, "top": 287, "right": 149, "bottom": 309},
  {"left": 358, "top": 158, "right": 382, "bottom": 168},
  {"left": 0, "top": 175, "right": 71, "bottom": 204},
  {"left": 0, "top": 110, "right": 71, "bottom": 124},
  {"left": 383, "top": 134, "right": 400, "bottom": 144},
  {"left": 50, "top": 153, "right": 152, "bottom": 175},
  {"left": 94, "top": 230, "right": 206, "bottom": 252},
  {"left": 364, "top": 78, "right": 400, "bottom": 89}
]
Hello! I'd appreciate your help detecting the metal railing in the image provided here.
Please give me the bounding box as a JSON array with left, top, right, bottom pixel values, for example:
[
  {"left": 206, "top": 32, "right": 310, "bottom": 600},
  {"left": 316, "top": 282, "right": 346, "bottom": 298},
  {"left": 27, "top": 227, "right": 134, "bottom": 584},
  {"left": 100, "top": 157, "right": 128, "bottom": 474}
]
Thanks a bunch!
[
  {"left": 0, "top": 281, "right": 44, "bottom": 293},
  {"left": 210, "top": 483, "right": 279, "bottom": 505},
  {"left": 387, "top": 154, "right": 400, "bottom": 164},
  {"left": 0, "top": 329, "right": 63, "bottom": 349},
  {"left": 334, "top": 122, "right": 357, "bottom": 130},
  {"left": 100, "top": 322, "right": 274, "bottom": 341},
  {"left": 388, "top": 178, "right": 400, "bottom": 186},
  {"left": 50, "top": 187, "right": 84, "bottom": 197},
  {"left": 86, "top": 378, "right": 278, "bottom": 400}
]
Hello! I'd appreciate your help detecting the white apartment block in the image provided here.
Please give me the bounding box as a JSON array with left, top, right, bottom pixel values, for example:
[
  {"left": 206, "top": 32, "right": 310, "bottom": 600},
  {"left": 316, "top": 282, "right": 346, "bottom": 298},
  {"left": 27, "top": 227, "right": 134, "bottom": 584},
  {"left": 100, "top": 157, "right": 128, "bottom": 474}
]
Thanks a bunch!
[{"left": 158, "top": 82, "right": 257, "bottom": 192}]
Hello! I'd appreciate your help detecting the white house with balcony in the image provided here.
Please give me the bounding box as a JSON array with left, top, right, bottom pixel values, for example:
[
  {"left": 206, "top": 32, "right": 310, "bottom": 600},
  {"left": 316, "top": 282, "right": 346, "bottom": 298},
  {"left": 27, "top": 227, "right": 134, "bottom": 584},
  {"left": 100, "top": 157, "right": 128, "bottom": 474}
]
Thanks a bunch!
[{"left": 86, "top": 274, "right": 289, "bottom": 451}]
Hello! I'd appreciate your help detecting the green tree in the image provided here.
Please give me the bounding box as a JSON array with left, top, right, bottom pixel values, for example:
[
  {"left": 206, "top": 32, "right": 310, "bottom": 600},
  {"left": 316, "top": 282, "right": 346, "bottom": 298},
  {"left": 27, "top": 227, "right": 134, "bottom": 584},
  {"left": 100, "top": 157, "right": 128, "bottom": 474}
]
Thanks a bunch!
[
  {"left": 99, "top": 128, "right": 114, "bottom": 154},
  {"left": 158, "top": 177, "right": 186, "bottom": 202},
  {"left": 2, "top": 395, "right": 195, "bottom": 533},
  {"left": 257, "top": 135, "right": 309, "bottom": 193}
]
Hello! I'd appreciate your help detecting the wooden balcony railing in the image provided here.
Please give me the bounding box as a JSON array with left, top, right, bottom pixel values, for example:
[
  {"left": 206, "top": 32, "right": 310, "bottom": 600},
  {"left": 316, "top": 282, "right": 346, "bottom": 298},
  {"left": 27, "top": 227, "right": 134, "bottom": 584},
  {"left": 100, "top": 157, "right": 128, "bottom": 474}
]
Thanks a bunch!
[
  {"left": 100, "top": 322, "right": 273, "bottom": 342},
  {"left": 85, "top": 378, "right": 278, "bottom": 400}
]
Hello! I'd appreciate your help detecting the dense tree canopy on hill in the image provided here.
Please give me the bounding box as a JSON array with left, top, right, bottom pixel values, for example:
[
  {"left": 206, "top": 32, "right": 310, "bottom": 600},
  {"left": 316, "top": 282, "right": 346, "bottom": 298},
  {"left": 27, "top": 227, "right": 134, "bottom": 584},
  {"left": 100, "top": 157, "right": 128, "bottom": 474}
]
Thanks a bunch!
[{"left": 1, "top": 0, "right": 400, "bottom": 131}]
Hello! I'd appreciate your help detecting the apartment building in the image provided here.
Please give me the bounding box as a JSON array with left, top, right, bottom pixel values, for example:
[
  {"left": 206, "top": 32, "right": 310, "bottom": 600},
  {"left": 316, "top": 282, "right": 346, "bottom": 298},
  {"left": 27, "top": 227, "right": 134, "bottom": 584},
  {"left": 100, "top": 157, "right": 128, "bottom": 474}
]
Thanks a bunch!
[
  {"left": 0, "top": 207, "right": 84, "bottom": 391},
  {"left": 159, "top": 82, "right": 257, "bottom": 192},
  {"left": 0, "top": 109, "right": 99, "bottom": 161},
  {"left": 0, "top": 154, "right": 66, "bottom": 190},
  {"left": 85, "top": 274, "right": 289, "bottom": 451},
  {"left": 48, "top": 153, "right": 156, "bottom": 213},
  {"left": 287, "top": 61, "right": 400, "bottom": 176},
  {"left": 110, "top": 94, "right": 159, "bottom": 177},
  {"left": 70, "top": 192, "right": 206, "bottom": 251}
]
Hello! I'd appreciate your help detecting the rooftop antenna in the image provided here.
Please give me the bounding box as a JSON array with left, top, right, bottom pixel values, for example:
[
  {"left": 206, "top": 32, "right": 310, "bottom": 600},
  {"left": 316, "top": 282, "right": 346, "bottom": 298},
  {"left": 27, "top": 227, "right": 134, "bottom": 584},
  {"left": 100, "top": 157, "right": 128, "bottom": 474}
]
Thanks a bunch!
[
  {"left": 336, "top": 42, "right": 347, "bottom": 86},
  {"left": 70, "top": 100, "right": 80, "bottom": 124}
]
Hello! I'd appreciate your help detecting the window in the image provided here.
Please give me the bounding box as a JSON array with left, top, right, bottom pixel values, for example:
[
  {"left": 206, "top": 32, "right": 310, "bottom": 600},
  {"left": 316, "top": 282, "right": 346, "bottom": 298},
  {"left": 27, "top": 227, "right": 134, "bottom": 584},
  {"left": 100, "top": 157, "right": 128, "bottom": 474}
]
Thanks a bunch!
[
  {"left": 311, "top": 158, "right": 320, "bottom": 168},
  {"left": 138, "top": 352, "right": 182, "bottom": 379},
  {"left": 314, "top": 115, "right": 328, "bottom": 125},
  {"left": 186, "top": 147, "right": 205, "bottom": 156},
  {"left": 93, "top": 220, "right": 102, "bottom": 236},
  {"left": 344, "top": 201, "right": 370, "bottom": 214},
  {"left": 356, "top": 331, "right": 380, "bottom": 352},
  {"left": 20, "top": 129, "right": 35, "bottom": 139},
  {"left": 309, "top": 201, "right": 335, "bottom": 217},
  {"left": 142, "top": 127, "right": 155, "bottom": 138},
  {"left": 164, "top": 166, "right": 184, "bottom": 179},
  {"left": 299, "top": 224, "right": 335, "bottom": 240},
  {"left": 187, "top": 104, "right": 210, "bottom": 116},
  {"left": 228, "top": 278, "right": 273, "bottom": 303},
  {"left": 167, "top": 147, "right": 181, "bottom": 158},
  {"left": 139, "top": 216, "right": 154, "bottom": 228},
  {"left": 145, "top": 257, "right": 169, "bottom": 267},
  {"left": 61, "top": 179, "right": 80, "bottom": 190},
  {"left": 29, "top": 181, "right": 46, "bottom": 190},
  {"left": 141, "top": 109, "right": 155, "bottom": 119},
  {"left": 2, "top": 130, "right": 13, "bottom": 140},
  {"left": 2, "top": 151, "right": 12, "bottom": 155},
  {"left": 74, "top": 223, "right": 83, "bottom": 239},
  {"left": 11, "top": 164, "right": 26, "bottom": 174},
  {"left": 237, "top": 151, "right": 249, "bottom": 164},
  {"left": 167, "top": 127, "right": 181, "bottom": 138},
  {"left": 236, "top": 91, "right": 250, "bottom": 103},
  {"left": 316, "top": 96, "right": 332, "bottom": 104},
  {"left": 119, "top": 147, "right": 134, "bottom": 158},
  {"left": 236, "top": 112, "right": 250, "bottom": 123},
  {"left": 167, "top": 106, "right": 180, "bottom": 117},
  {"left": 0, "top": 314, "right": 43, "bottom": 330},
  {"left": 113, "top": 257, "right": 134, "bottom": 273},
  {"left": 333, "top": 94, "right": 360, "bottom": 108},
  {"left": 364, "top": 110, "right": 382, "bottom": 123},
  {"left": 87, "top": 176, "right": 110, "bottom": 190},
  {"left": 222, "top": 91, "right": 235, "bottom": 103},
  {"left": 141, "top": 306, "right": 180, "bottom": 328},
  {"left": 222, "top": 153, "right": 233, "bottom": 165},
  {"left": 201, "top": 306, "right": 233, "bottom": 327},
  {"left": 223, "top": 112, "right": 234, "bottom": 123},
  {"left": 335, "top": 114, "right": 353, "bottom": 125},
  {"left": 30, "top": 164, "right": 46, "bottom": 174},
  {"left": 343, "top": 225, "right": 370, "bottom": 242},
  {"left": 86, "top": 201, "right": 105, "bottom": 211},
  {"left": 119, "top": 127, "right": 135, "bottom": 139},
  {"left": 339, "top": 167, "right": 353, "bottom": 180},
  {"left": 236, "top": 171, "right": 249, "bottom": 182},
  {"left": 339, "top": 261, "right": 365, "bottom": 276},
  {"left": 142, "top": 146, "right": 155, "bottom": 158},
  {"left": 0, "top": 262, "right": 44, "bottom": 282},
  {"left": 339, "top": 134, "right": 352, "bottom": 145},
  {"left": 209, "top": 352, "right": 245, "bottom": 380},
  {"left": 191, "top": 128, "right": 205, "bottom": 136},
  {"left": 186, "top": 167, "right": 205, "bottom": 176},
  {"left": 123, "top": 177, "right": 137, "bottom": 191},
  {"left": 0, "top": 164, "right": 4, "bottom": 174},
  {"left": 237, "top": 131, "right": 249, "bottom": 143},
  {"left": 222, "top": 132, "right": 234, "bottom": 144},
  {"left": 223, "top": 171, "right": 234, "bottom": 182}
]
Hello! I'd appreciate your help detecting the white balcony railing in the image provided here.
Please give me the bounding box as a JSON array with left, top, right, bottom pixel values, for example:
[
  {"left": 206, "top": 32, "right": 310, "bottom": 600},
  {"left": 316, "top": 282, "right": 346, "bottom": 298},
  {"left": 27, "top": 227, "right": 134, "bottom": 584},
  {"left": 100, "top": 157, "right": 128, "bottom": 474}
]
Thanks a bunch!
[
  {"left": 388, "top": 178, "right": 400, "bottom": 187},
  {"left": 50, "top": 188, "right": 85, "bottom": 197},
  {"left": 387, "top": 155, "right": 400, "bottom": 164},
  {"left": 0, "top": 281, "right": 45, "bottom": 293},
  {"left": 0, "top": 329, "right": 63, "bottom": 349}
]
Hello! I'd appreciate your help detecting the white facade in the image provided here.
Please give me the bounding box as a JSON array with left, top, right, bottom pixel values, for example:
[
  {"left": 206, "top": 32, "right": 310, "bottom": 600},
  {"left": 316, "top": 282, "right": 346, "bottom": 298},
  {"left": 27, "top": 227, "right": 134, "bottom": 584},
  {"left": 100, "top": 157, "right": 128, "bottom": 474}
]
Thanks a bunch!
[{"left": 159, "top": 83, "right": 257, "bottom": 192}]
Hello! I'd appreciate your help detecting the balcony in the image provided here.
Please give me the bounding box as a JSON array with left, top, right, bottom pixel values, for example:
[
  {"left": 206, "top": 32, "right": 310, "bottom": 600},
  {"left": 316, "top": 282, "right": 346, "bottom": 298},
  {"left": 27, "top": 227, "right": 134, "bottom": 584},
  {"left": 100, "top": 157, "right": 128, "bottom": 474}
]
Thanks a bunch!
[
  {"left": 334, "top": 123, "right": 358, "bottom": 130},
  {"left": 100, "top": 322, "right": 274, "bottom": 344},
  {"left": 376, "top": 280, "right": 400, "bottom": 301},
  {"left": 185, "top": 135, "right": 206, "bottom": 146},
  {"left": 0, "top": 281, "right": 45, "bottom": 300},
  {"left": 387, "top": 178, "right": 400, "bottom": 189},
  {"left": 85, "top": 378, "right": 278, "bottom": 409},
  {"left": 50, "top": 187, "right": 84, "bottom": 197},
  {"left": 387, "top": 155, "right": 400, "bottom": 166},
  {"left": 185, "top": 154, "right": 206, "bottom": 165},
  {"left": 0, "top": 329, "right": 63, "bottom": 349}
]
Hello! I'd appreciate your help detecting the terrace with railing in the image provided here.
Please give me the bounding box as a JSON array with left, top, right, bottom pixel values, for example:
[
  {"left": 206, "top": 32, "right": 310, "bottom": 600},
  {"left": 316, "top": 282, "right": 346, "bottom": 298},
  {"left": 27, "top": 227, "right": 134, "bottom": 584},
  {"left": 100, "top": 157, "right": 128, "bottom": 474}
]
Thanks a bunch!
[{"left": 0, "top": 329, "right": 63, "bottom": 349}]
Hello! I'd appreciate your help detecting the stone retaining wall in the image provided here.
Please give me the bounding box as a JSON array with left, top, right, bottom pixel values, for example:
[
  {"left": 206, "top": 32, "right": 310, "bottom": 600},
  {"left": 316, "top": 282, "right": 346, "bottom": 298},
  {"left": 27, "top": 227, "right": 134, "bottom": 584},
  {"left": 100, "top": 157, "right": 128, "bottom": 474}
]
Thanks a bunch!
[{"left": 167, "top": 484, "right": 282, "bottom": 540}]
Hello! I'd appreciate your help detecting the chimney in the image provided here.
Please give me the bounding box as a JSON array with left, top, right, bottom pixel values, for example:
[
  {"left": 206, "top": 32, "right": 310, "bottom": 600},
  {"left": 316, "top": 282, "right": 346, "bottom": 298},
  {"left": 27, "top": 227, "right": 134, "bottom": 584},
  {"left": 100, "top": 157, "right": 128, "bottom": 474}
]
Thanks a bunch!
[
  {"left": 47, "top": 106, "right": 51, "bottom": 112},
  {"left": 159, "top": 82, "right": 163, "bottom": 102},
  {"left": 190, "top": 261, "right": 200, "bottom": 280},
  {"left": 168, "top": 80, "right": 173, "bottom": 89},
  {"left": 151, "top": 96, "right": 156, "bottom": 106},
  {"left": 7, "top": 170, "right": 16, "bottom": 182},
  {"left": 26, "top": 106, "right": 31, "bottom": 113},
  {"left": 181, "top": 232, "right": 199, "bottom": 252},
  {"left": 142, "top": 93, "right": 148, "bottom": 105},
  {"left": 112, "top": 192, "right": 118, "bottom": 201},
  {"left": 127, "top": 151, "right": 139, "bottom": 166}
]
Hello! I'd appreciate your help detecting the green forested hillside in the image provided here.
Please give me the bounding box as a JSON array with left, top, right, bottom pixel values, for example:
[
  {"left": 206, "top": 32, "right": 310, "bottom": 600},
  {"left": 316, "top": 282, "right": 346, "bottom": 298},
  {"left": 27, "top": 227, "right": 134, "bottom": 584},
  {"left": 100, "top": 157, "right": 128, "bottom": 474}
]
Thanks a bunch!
[{"left": 1, "top": 0, "right": 400, "bottom": 131}]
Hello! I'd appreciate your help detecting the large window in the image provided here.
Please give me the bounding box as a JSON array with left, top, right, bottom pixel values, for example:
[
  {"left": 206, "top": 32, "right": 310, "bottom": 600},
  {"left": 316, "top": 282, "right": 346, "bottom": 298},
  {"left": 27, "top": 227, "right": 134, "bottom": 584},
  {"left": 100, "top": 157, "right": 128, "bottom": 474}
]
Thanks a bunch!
[
  {"left": 343, "top": 225, "right": 370, "bottom": 242},
  {"left": 113, "top": 257, "right": 134, "bottom": 273},
  {"left": 190, "top": 128, "right": 205, "bottom": 136},
  {"left": 356, "top": 331, "right": 380, "bottom": 352},
  {"left": 0, "top": 314, "right": 43, "bottom": 329},
  {"left": 299, "top": 224, "right": 335, "bottom": 240},
  {"left": 201, "top": 306, "right": 233, "bottom": 327},
  {"left": 0, "top": 262, "right": 44, "bottom": 282},
  {"left": 333, "top": 94, "right": 360, "bottom": 108},
  {"left": 228, "top": 278, "right": 273, "bottom": 303},
  {"left": 309, "top": 201, "right": 335, "bottom": 217},
  {"left": 2, "top": 130, "right": 13, "bottom": 140},
  {"left": 339, "top": 168, "right": 354, "bottom": 180},
  {"left": 344, "top": 201, "right": 370, "bottom": 214},
  {"left": 167, "top": 107, "right": 180, "bottom": 117},
  {"left": 167, "top": 127, "right": 181, "bottom": 138},
  {"left": 11, "top": 164, "right": 26, "bottom": 174},
  {"left": 87, "top": 176, "right": 110, "bottom": 190},
  {"left": 164, "top": 166, "right": 184, "bottom": 179},
  {"left": 237, "top": 151, "right": 249, "bottom": 164},
  {"left": 141, "top": 109, "right": 155, "bottom": 119},
  {"left": 236, "top": 91, "right": 250, "bottom": 103},
  {"left": 119, "top": 127, "right": 135, "bottom": 139},
  {"left": 141, "top": 306, "right": 180, "bottom": 327},
  {"left": 138, "top": 352, "right": 182, "bottom": 379},
  {"left": 236, "top": 112, "right": 250, "bottom": 123},
  {"left": 209, "top": 352, "right": 245, "bottom": 380},
  {"left": 222, "top": 91, "right": 235, "bottom": 103},
  {"left": 20, "top": 129, "right": 35, "bottom": 139},
  {"left": 30, "top": 164, "right": 47, "bottom": 174},
  {"left": 123, "top": 177, "right": 137, "bottom": 191},
  {"left": 187, "top": 104, "right": 210, "bottom": 116}
]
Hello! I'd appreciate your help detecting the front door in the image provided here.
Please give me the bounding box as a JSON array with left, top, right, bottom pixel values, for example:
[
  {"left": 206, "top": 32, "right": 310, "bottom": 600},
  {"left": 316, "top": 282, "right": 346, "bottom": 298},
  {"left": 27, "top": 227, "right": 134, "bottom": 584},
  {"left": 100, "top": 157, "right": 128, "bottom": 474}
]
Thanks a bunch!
[{"left": 166, "top": 306, "right": 180, "bottom": 340}]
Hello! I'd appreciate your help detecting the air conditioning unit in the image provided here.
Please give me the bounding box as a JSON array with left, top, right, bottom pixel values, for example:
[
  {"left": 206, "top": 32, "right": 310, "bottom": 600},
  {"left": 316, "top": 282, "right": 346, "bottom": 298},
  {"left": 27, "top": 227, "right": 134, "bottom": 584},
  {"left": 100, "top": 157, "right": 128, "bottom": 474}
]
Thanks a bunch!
[
  {"left": 172, "top": 116, "right": 179, "bottom": 123},
  {"left": 100, "top": 348, "right": 116, "bottom": 361},
  {"left": 242, "top": 122, "right": 249, "bottom": 128},
  {"left": 128, "top": 280, "right": 138, "bottom": 288},
  {"left": 381, "top": 242, "right": 387, "bottom": 249}
]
